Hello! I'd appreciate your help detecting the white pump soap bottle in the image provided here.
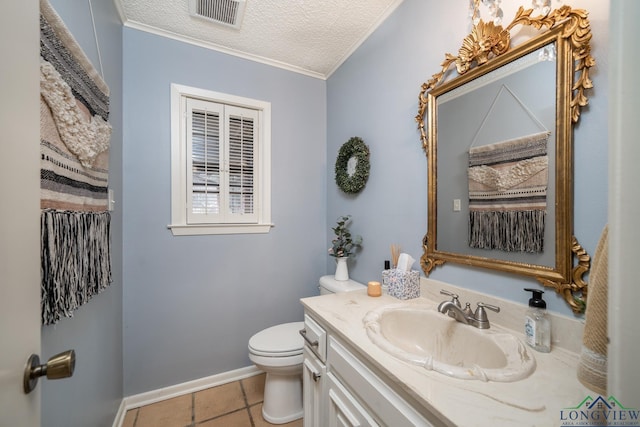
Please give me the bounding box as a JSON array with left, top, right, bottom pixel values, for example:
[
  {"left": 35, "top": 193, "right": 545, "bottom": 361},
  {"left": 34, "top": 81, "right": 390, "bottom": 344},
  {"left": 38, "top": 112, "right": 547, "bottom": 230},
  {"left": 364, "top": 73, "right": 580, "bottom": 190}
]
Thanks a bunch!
[{"left": 524, "top": 288, "right": 551, "bottom": 353}]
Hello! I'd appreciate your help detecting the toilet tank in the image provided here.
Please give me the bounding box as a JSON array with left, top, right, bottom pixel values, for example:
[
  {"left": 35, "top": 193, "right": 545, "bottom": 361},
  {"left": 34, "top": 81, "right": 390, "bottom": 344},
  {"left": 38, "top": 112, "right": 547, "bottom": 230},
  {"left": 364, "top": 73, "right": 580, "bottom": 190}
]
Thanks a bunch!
[{"left": 318, "top": 275, "right": 365, "bottom": 295}]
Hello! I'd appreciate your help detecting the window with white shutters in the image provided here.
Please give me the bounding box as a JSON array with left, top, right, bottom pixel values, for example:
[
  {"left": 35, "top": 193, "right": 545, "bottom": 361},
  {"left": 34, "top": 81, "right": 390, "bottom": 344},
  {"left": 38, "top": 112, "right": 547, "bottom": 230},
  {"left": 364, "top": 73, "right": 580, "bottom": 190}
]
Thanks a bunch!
[{"left": 170, "top": 84, "right": 271, "bottom": 235}]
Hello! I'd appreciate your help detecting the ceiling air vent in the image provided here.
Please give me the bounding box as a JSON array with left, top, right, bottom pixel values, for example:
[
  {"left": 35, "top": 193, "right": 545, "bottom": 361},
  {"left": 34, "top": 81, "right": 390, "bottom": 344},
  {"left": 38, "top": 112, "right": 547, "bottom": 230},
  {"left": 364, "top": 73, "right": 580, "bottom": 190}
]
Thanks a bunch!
[{"left": 189, "top": 0, "right": 247, "bottom": 29}]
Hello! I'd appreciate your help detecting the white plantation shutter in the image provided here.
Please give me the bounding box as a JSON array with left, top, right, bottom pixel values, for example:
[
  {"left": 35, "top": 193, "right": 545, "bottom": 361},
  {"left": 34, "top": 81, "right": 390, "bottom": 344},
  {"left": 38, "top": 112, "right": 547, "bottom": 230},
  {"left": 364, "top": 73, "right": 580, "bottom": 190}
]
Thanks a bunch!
[
  {"left": 186, "top": 98, "right": 223, "bottom": 223},
  {"left": 170, "top": 84, "right": 271, "bottom": 235},
  {"left": 226, "top": 105, "right": 258, "bottom": 222},
  {"left": 185, "top": 99, "right": 258, "bottom": 224}
]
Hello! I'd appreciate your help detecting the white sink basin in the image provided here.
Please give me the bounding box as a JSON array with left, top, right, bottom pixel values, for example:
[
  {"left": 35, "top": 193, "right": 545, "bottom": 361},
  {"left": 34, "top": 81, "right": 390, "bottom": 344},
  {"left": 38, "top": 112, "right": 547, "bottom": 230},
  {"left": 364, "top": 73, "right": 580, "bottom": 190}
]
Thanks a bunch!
[{"left": 363, "top": 304, "right": 536, "bottom": 382}]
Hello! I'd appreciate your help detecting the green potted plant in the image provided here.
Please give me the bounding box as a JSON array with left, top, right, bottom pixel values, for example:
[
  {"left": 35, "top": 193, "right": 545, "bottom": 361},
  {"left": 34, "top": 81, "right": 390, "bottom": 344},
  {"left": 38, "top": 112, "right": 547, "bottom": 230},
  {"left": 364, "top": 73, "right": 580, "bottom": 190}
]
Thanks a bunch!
[{"left": 328, "top": 215, "right": 362, "bottom": 280}]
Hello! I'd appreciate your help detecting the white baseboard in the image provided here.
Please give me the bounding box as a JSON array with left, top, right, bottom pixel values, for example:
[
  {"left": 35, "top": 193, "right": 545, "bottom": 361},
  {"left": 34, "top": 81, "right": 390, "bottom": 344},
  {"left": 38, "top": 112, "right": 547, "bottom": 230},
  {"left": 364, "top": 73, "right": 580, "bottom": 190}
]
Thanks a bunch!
[
  {"left": 112, "top": 365, "right": 262, "bottom": 427},
  {"left": 111, "top": 401, "right": 127, "bottom": 427}
]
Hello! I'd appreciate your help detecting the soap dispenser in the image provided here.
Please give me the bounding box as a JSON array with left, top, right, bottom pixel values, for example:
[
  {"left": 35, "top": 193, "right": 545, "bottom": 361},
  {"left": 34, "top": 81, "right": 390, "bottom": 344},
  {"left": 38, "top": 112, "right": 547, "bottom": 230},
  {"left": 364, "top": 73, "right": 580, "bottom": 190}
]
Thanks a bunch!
[{"left": 524, "top": 288, "right": 551, "bottom": 353}]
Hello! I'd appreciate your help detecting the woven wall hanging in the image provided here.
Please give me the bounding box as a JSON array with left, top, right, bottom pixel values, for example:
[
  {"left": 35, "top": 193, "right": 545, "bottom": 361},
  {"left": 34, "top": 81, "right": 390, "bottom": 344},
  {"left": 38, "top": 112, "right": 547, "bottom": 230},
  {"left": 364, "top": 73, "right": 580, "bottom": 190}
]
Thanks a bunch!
[
  {"left": 468, "top": 131, "right": 550, "bottom": 252},
  {"left": 40, "top": 0, "right": 113, "bottom": 325}
]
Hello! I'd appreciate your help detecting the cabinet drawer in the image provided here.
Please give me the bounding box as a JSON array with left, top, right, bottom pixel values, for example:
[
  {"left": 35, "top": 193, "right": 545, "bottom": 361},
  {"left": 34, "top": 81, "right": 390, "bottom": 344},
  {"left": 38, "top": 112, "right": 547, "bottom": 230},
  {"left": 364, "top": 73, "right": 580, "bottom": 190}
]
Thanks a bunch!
[
  {"left": 328, "top": 336, "right": 436, "bottom": 427},
  {"left": 301, "top": 314, "right": 327, "bottom": 362},
  {"left": 327, "top": 372, "right": 379, "bottom": 427}
]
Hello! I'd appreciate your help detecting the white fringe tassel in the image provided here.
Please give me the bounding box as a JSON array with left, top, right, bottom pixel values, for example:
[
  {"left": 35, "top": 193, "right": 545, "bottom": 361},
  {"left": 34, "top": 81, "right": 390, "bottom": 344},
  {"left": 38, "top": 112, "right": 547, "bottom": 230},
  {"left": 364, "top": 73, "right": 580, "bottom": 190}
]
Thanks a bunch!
[
  {"left": 41, "top": 209, "right": 112, "bottom": 325},
  {"left": 469, "top": 210, "right": 545, "bottom": 253}
]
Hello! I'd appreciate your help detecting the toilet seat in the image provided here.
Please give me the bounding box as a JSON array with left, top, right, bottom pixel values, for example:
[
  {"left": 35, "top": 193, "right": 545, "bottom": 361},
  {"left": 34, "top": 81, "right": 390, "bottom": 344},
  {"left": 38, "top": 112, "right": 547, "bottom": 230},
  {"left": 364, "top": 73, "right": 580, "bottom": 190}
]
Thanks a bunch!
[
  {"left": 248, "top": 321, "right": 304, "bottom": 357},
  {"left": 244, "top": 278, "right": 365, "bottom": 425}
]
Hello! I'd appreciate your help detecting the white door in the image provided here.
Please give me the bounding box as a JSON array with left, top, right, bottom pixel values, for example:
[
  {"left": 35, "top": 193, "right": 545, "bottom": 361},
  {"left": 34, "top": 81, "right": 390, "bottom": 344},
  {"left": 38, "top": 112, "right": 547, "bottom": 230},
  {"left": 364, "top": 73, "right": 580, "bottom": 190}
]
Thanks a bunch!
[{"left": 0, "top": 2, "right": 43, "bottom": 426}]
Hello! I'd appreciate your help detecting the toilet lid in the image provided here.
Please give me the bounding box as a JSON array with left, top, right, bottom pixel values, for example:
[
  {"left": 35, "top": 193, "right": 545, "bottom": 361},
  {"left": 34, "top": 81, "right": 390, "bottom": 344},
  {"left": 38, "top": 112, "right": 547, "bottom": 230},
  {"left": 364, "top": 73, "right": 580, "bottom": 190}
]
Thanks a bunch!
[{"left": 248, "top": 321, "right": 304, "bottom": 357}]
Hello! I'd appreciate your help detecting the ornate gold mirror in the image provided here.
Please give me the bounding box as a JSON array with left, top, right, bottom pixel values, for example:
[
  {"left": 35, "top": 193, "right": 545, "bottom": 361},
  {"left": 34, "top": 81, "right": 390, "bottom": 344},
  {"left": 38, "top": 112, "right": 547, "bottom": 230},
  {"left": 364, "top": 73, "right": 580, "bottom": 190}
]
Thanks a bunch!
[{"left": 416, "top": 6, "right": 594, "bottom": 313}]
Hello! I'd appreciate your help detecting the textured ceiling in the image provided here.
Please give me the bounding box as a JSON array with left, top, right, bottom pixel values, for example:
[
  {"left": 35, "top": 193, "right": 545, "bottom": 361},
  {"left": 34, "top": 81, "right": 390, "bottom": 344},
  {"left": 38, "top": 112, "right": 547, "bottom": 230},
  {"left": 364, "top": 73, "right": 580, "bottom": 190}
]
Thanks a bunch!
[{"left": 116, "top": 0, "right": 405, "bottom": 79}]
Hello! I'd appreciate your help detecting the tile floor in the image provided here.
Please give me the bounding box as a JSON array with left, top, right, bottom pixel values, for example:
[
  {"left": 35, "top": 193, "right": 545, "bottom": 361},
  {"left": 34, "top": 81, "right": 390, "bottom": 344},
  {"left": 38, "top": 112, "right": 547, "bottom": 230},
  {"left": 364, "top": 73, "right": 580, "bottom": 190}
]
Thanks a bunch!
[{"left": 121, "top": 373, "right": 303, "bottom": 427}]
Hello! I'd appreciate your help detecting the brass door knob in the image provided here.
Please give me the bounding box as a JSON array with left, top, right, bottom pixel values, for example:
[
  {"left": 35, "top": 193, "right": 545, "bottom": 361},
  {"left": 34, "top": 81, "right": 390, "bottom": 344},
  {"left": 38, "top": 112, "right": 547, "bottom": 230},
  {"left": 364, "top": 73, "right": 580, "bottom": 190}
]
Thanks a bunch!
[{"left": 23, "top": 350, "right": 76, "bottom": 394}]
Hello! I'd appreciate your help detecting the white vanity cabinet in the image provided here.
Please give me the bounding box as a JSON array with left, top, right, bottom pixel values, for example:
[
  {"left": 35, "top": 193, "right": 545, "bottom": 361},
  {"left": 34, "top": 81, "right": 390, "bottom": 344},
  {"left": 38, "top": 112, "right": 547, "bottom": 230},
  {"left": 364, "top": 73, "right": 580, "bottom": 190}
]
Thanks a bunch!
[
  {"left": 301, "top": 314, "right": 327, "bottom": 427},
  {"left": 302, "top": 311, "right": 443, "bottom": 427}
]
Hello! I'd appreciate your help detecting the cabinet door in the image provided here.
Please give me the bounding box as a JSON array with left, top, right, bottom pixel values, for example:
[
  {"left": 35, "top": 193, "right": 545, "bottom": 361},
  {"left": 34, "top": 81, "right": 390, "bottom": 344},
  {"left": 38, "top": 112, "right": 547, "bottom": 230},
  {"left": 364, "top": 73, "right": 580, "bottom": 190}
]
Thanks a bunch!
[
  {"left": 327, "top": 373, "right": 379, "bottom": 427},
  {"left": 303, "top": 347, "right": 325, "bottom": 427},
  {"left": 328, "top": 336, "right": 436, "bottom": 426}
]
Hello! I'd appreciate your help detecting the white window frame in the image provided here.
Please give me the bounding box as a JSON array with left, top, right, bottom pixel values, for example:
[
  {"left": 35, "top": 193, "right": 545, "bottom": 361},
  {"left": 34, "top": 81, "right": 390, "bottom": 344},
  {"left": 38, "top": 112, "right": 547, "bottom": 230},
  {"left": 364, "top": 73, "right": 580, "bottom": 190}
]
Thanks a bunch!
[{"left": 169, "top": 83, "right": 272, "bottom": 235}]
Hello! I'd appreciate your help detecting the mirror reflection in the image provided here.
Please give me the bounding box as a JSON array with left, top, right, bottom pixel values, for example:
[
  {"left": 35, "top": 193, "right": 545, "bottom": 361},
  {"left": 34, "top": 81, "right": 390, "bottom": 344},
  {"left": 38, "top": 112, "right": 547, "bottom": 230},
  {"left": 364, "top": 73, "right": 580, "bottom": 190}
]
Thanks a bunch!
[{"left": 437, "top": 44, "right": 556, "bottom": 267}]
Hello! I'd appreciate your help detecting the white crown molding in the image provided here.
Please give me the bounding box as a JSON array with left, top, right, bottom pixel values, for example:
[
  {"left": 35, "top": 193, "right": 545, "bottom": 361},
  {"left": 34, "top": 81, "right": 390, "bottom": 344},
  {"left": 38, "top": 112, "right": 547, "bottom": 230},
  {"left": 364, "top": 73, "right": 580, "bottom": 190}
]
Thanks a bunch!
[
  {"left": 122, "top": 19, "right": 328, "bottom": 80},
  {"left": 325, "top": 0, "right": 404, "bottom": 79}
]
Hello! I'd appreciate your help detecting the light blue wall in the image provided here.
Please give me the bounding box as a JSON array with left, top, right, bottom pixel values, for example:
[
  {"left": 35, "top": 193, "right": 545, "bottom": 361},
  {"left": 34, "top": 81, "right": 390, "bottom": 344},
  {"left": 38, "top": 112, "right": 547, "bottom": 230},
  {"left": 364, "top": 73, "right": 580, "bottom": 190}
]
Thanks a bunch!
[
  {"left": 40, "top": 1, "right": 124, "bottom": 426},
  {"left": 327, "top": 0, "right": 609, "bottom": 317},
  {"left": 122, "top": 29, "right": 327, "bottom": 394}
]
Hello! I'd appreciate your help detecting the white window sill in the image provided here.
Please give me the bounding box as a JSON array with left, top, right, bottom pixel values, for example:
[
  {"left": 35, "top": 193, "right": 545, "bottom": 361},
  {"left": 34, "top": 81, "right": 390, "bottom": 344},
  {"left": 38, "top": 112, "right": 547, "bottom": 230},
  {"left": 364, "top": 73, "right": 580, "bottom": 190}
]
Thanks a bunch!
[{"left": 168, "top": 223, "right": 274, "bottom": 236}]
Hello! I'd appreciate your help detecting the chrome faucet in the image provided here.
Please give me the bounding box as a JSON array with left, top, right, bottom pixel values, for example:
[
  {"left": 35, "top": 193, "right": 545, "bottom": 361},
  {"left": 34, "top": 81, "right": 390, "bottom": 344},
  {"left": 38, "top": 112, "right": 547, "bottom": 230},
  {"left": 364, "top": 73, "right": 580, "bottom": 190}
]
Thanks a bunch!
[
  {"left": 437, "top": 290, "right": 500, "bottom": 329},
  {"left": 437, "top": 300, "right": 472, "bottom": 324},
  {"left": 438, "top": 289, "right": 461, "bottom": 318}
]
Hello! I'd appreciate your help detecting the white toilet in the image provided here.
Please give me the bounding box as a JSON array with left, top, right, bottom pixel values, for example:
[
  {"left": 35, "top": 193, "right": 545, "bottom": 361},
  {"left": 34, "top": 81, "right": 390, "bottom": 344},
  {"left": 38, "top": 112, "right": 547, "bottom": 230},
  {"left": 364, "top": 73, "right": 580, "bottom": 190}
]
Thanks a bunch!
[{"left": 248, "top": 275, "right": 365, "bottom": 424}]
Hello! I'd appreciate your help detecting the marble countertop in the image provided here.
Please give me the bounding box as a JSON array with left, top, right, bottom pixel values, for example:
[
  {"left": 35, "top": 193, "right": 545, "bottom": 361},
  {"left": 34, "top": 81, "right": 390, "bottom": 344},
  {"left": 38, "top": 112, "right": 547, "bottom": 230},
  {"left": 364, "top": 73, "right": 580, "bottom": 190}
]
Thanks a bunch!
[{"left": 301, "top": 285, "right": 591, "bottom": 427}]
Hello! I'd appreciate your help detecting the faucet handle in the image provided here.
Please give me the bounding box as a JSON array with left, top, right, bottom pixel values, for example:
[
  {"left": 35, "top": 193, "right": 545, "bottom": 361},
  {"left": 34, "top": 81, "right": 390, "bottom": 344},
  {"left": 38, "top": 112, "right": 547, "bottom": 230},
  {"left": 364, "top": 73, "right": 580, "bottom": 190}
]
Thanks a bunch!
[
  {"left": 439, "top": 289, "right": 461, "bottom": 307},
  {"left": 462, "top": 302, "right": 474, "bottom": 318},
  {"left": 474, "top": 303, "right": 500, "bottom": 329},
  {"left": 477, "top": 302, "right": 500, "bottom": 313}
]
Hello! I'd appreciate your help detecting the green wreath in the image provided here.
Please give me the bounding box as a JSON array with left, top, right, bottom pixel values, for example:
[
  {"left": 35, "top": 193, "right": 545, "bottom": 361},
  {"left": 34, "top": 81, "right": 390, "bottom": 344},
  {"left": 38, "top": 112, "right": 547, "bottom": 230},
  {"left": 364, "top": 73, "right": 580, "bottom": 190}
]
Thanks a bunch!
[{"left": 335, "top": 137, "right": 370, "bottom": 194}]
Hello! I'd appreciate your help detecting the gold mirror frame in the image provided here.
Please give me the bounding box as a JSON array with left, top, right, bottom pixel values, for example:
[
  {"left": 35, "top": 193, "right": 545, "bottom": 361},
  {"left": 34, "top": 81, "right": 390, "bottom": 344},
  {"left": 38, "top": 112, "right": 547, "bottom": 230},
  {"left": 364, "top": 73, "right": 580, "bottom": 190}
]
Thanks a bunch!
[{"left": 415, "top": 6, "right": 594, "bottom": 314}]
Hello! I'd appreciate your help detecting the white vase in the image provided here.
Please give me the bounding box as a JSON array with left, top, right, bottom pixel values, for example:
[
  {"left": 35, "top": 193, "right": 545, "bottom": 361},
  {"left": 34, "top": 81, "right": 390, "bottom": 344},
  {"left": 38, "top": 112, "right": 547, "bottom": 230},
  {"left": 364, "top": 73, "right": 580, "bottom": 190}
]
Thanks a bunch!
[{"left": 334, "top": 257, "right": 349, "bottom": 281}]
